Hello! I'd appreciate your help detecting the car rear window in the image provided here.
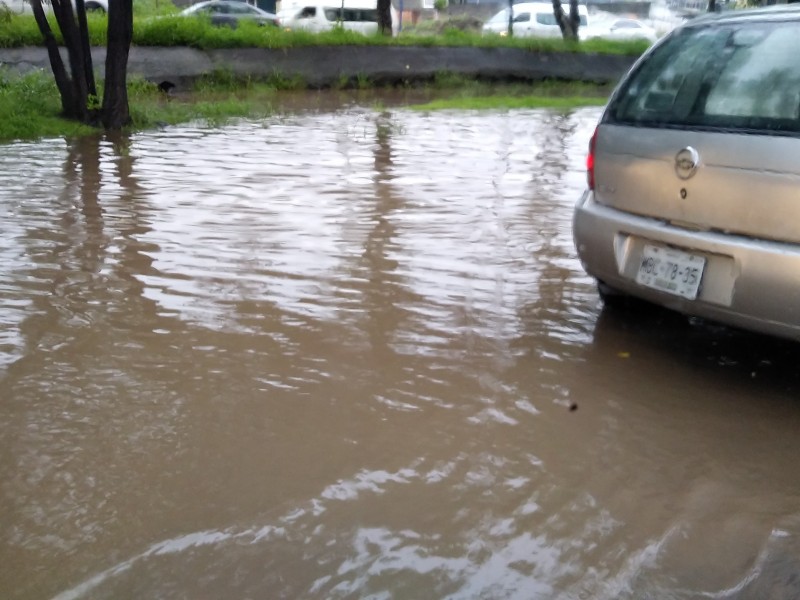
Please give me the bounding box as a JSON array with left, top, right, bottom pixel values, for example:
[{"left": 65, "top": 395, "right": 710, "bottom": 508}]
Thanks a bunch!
[{"left": 608, "top": 19, "right": 800, "bottom": 134}]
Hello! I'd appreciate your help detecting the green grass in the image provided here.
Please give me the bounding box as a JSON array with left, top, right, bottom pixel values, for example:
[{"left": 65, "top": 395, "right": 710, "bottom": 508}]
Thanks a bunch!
[
  {"left": 0, "top": 70, "right": 97, "bottom": 139},
  {"left": 0, "top": 9, "right": 651, "bottom": 55},
  {"left": 0, "top": 69, "right": 611, "bottom": 143},
  {"left": 412, "top": 93, "right": 607, "bottom": 111},
  {"left": 0, "top": 69, "right": 281, "bottom": 142},
  {"left": 412, "top": 78, "right": 611, "bottom": 110}
]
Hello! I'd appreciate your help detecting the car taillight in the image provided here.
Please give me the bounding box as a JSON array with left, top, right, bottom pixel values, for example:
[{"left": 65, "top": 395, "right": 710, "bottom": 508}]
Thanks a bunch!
[{"left": 587, "top": 127, "right": 597, "bottom": 190}]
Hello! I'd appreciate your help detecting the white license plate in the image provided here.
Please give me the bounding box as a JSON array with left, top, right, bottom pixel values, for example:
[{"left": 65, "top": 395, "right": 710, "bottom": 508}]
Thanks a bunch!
[{"left": 635, "top": 244, "right": 706, "bottom": 300}]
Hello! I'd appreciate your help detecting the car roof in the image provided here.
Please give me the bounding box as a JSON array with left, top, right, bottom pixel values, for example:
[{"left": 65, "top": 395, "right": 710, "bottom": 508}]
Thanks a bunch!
[
  {"left": 507, "top": 2, "right": 586, "bottom": 9},
  {"left": 684, "top": 3, "right": 800, "bottom": 27}
]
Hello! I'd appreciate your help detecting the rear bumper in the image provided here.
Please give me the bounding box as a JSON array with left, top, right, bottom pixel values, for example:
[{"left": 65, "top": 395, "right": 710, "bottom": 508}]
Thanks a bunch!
[{"left": 573, "top": 191, "right": 800, "bottom": 341}]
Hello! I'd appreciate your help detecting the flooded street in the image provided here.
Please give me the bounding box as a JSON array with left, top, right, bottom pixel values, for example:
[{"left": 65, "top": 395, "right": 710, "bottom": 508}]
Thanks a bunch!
[{"left": 2, "top": 99, "right": 800, "bottom": 600}]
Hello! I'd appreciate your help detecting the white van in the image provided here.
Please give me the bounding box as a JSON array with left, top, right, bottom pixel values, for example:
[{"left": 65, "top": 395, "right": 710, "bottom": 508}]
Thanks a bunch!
[
  {"left": 278, "top": 0, "right": 379, "bottom": 34},
  {"left": 482, "top": 2, "right": 589, "bottom": 38}
]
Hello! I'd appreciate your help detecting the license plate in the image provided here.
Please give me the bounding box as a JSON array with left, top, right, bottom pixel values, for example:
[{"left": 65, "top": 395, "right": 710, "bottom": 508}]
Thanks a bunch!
[{"left": 635, "top": 244, "right": 706, "bottom": 300}]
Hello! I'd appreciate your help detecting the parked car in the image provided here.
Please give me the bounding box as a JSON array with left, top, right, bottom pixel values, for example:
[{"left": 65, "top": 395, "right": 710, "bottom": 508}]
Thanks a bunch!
[
  {"left": 2, "top": 0, "right": 108, "bottom": 13},
  {"left": 582, "top": 17, "right": 658, "bottom": 43},
  {"left": 573, "top": 4, "right": 800, "bottom": 341},
  {"left": 278, "top": 1, "right": 378, "bottom": 34},
  {"left": 482, "top": 2, "right": 589, "bottom": 38},
  {"left": 81, "top": 0, "right": 108, "bottom": 12},
  {"left": 179, "top": 0, "right": 279, "bottom": 27}
]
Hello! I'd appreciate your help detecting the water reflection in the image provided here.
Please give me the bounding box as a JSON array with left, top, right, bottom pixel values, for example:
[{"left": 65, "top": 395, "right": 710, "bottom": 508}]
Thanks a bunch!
[{"left": 2, "top": 102, "right": 800, "bottom": 600}]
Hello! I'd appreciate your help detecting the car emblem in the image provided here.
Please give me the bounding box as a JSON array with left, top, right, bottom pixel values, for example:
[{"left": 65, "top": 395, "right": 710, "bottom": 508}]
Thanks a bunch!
[{"left": 675, "top": 146, "right": 700, "bottom": 180}]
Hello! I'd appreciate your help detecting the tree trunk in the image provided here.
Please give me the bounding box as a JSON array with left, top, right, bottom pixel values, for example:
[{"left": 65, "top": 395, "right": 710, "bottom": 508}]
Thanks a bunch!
[
  {"left": 708, "top": 0, "right": 717, "bottom": 12},
  {"left": 507, "top": 0, "right": 513, "bottom": 37},
  {"left": 32, "top": 0, "right": 134, "bottom": 129},
  {"left": 29, "top": 0, "right": 77, "bottom": 117},
  {"left": 551, "top": 0, "right": 580, "bottom": 41},
  {"left": 102, "top": 0, "right": 133, "bottom": 128},
  {"left": 377, "top": 0, "right": 391, "bottom": 35},
  {"left": 75, "top": 0, "right": 98, "bottom": 99},
  {"left": 52, "top": 0, "right": 92, "bottom": 122}
]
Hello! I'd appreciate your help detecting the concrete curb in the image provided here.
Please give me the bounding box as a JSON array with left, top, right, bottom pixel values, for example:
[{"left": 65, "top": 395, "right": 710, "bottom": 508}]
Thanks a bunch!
[{"left": 0, "top": 45, "right": 638, "bottom": 90}]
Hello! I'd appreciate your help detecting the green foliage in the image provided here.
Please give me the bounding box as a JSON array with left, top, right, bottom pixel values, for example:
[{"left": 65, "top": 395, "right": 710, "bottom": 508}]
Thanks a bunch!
[
  {"left": 410, "top": 79, "right": 612, "bottom": 111},
  {"left": 0, "top": 5, "right": 13, "bottom": 24},
  {"left": 194, "top": 67, "right": 252, "bottom": 91},
  {"left": 0, "top": 69, "right": 283, "bottom": 141},
  {"left": 134, "top": 0, "right": 179, "bottom": 18},
  {"left": 400, "top": 14, "right": 483, "bottom": 36},
  {"left": 433, "top": 0, "right": 448, "bottom": 11},
  {"left": 86, "top": 92, "right": 101, "bottom": 110},
  {"left": 0, "top": 12, "right": 111, "bottom": 46},
  {"left": 0, "top": 7, "right": 648, "bottom": 56},
  {"left": 0, "top": 13, "right": 47, "bottom": 47},
  {"left": 0, "top": 69, "right": 613, "bottom": 143},
  {"left": 134, "top": 14, "right": 218, "bottom": 47},
  {"left": 263, "top": 71, "right": 307, "bottom": 90},
  {"left": 0, "top": 69, "right": 95, "bottom": 139}
]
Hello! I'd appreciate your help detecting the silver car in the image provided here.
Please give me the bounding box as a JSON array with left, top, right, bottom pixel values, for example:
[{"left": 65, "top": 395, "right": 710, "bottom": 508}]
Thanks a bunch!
[{"left": 573, "top": 5, "right": 800, "bottom": 341}]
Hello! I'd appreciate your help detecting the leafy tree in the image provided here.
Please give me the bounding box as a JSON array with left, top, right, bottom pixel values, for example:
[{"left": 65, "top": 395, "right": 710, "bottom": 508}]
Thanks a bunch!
[
  {"left": 551, "top": 0, "right": 580, "bottom": 41},
  {"left": 28, "top": 0, "right": 133, "bottom": 129}
]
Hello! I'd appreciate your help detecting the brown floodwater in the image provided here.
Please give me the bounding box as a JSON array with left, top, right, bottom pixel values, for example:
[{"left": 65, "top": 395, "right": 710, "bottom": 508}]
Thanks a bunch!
[{"left": 2, "top": 97, "right": 800, "bottom": 600}]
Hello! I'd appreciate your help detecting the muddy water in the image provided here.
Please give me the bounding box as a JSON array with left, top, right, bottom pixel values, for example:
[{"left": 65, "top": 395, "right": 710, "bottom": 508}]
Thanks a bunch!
[{"left": 2, "top": 100, "right": 800, "bottom": 600}]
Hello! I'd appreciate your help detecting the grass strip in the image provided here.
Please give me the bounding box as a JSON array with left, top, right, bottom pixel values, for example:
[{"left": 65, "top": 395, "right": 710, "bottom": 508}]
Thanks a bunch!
[
  {"left": 0, "top": 10, "right": 650, "bottom": 55},
  {"left": 0, "top": 69, "right": 610, "bottom": 143},
  {"left": 412, "top": 94, "right": 608, "bottom": 111}
]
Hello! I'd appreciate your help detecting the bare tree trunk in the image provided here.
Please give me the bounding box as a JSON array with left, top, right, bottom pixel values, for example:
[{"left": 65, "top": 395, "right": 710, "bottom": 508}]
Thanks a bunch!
[
  {"left": 708, "top": 0, "right": 717, "bottom": 11},
  {"left": 51, "top": 0, "right": 93, "bottom": 122},
  {"left": 551, "top": 0, "right": 580, "bottom": 41},
  {"left": 75, "top": 0, "right": 97, "bottom": 99},
  {"left": 102, "top": 0, "right": 133, "bottom": 128},
  {"left": 507, "top": 0, "right": 513, "bottom": 37},
  {"left": 377, "top": 0, "right": 391, "bottom": 35},
  {"left": 29, "top": 0, "right": 77, "bottom": 117},
  {"left": 33, "top": 0, "right": 134, "bottom": 129}
]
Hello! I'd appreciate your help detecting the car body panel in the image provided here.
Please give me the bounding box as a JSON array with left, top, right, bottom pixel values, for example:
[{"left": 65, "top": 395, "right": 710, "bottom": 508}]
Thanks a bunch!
[
  {"left": 574, "top": 192, "right": 800, "bottom": 339},
  {"left": 592, "top": 126, "right": 800, "bottom": 244}
]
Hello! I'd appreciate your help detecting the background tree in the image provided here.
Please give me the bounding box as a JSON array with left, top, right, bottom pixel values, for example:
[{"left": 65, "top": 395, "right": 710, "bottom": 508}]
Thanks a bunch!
[
  {"left": 102, "top": 0, "right": 133, "bottom": 128},
  {"left": 29, "top": 0, "right": 133, "bottom": 129},
  {"left": 551, "top": 0, "right": 581, "bottom": 41},
  {"left": 377, "top": 0, "right": 391, "bottom": 35}
]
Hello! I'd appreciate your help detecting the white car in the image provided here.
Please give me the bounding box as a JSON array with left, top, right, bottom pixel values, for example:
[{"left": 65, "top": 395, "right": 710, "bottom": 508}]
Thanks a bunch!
[
  {"left": 1, "top": 0, "right": 107, "bottom": 13},
  {"left": 180, "top": 0, "right": 279, "bottom": 27},
  {"left": 482, "top": 2, "right": 589, "bottom": 38},
  {"left": 582, "top": 17, "right": 658, "bottom": 43},
  {"left": 82, "top": 0, "right": 109, "bottom": 11},
  {"left": 278, "top": 1, "right": 378, "bottom": 34}
]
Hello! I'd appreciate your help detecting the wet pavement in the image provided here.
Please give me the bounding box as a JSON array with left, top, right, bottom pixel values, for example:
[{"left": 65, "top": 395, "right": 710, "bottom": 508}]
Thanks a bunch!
[{"left": 2, "top": 97, "right": 800, "bottom": 600}]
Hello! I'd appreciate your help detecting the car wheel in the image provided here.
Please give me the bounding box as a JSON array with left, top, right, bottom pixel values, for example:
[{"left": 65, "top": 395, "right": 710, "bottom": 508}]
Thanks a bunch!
[
  {"left": 596, "top": 279, "right": 630, "bottom": 307},
  {"left": 596, "top": 279, "right": 690, "bottom": 327}
]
